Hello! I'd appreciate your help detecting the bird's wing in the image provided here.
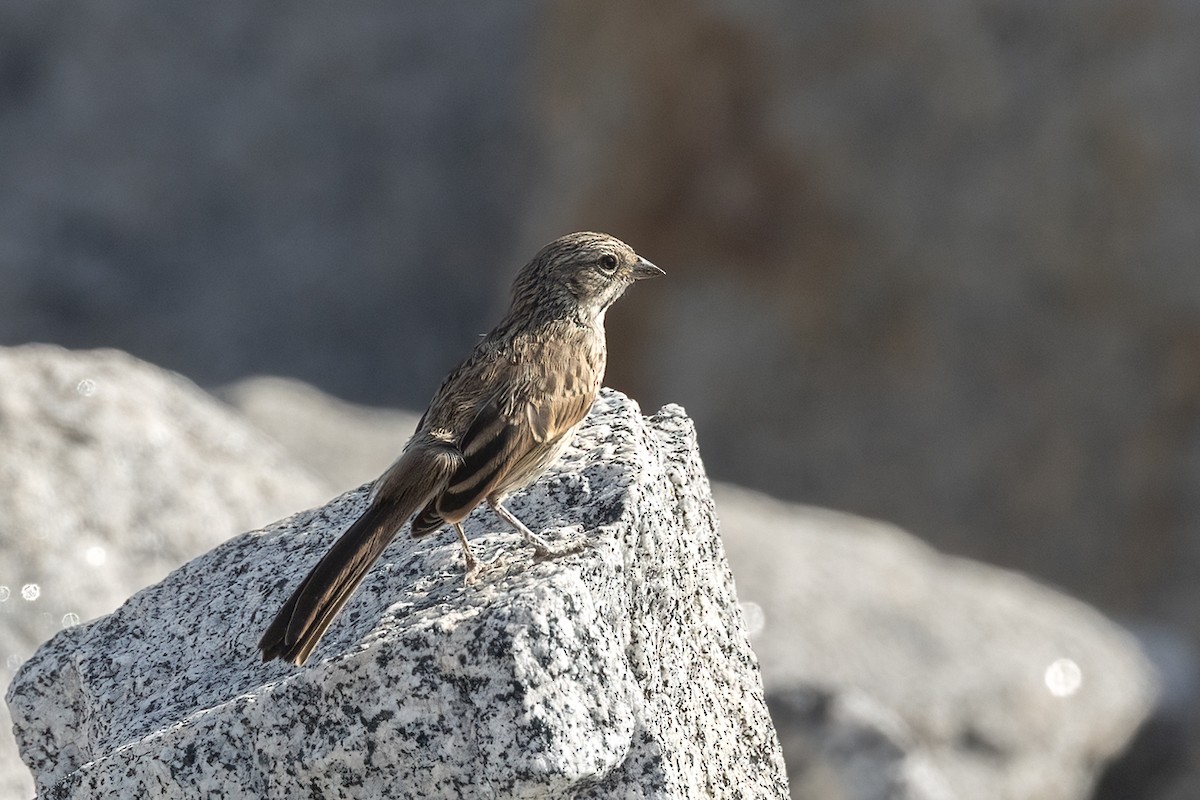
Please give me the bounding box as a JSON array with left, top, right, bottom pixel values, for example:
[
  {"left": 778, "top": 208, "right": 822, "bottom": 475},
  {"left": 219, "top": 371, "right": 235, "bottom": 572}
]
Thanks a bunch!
[{"left": 435, "top": 353, "right": 596, "bottom": 517}]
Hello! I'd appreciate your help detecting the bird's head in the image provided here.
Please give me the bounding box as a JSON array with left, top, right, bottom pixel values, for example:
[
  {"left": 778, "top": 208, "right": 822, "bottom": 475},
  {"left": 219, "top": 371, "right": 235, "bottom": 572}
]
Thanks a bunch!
[{"left": 509, "top": 232, "right": 663, "bottom": 327}]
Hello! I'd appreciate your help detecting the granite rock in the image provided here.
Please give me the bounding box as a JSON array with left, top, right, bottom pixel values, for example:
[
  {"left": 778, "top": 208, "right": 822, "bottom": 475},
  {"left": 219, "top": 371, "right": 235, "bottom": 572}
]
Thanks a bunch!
[
  {"left": 218, "top": 375, "right": 1160, "bottom": 799},
  {"left": 0, "top": 345, "right": 330, "bottom": 800},
  {"left": 6, "top": 390, "right": 789, "bottom": 799},
  {"left": 716, "top": 485, "right": 1157, "bottom": 800}
]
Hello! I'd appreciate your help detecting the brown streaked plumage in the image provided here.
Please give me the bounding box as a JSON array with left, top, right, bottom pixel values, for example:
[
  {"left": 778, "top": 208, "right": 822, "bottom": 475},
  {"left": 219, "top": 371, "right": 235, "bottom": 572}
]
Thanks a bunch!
[{"left": 259, "top": 231, "right": 663, "bottom": 665}]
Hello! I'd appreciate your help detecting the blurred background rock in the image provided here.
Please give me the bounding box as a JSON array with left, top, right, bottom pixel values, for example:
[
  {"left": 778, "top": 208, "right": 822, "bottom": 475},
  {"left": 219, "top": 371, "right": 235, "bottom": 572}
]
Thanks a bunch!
[{"left": 1, "top": 1, "right": 1198, "bottom": 797}]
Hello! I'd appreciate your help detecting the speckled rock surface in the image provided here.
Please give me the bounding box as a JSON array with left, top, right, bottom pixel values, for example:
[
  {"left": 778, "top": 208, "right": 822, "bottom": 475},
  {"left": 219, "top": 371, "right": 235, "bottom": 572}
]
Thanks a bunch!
[
  {"left": 6, "top": 390, "right": 789, "bottom": 799},
  {"left": 210, "top": 375, "right": 1161, "bottom": 799},
  {"left": 0, "top": 345, "right": 331, "bottom": 800}
]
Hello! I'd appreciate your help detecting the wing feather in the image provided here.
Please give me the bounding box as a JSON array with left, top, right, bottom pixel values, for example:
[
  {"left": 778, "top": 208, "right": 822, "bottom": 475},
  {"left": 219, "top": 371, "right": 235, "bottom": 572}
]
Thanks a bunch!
[{"left": 433, "top": 348, "right": 596, "bottom": 520}]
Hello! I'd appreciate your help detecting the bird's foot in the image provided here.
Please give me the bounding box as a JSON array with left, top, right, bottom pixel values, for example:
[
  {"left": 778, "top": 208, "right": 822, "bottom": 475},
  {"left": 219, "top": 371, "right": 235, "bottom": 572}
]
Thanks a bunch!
[{"left": 463, "top": 550, "right": 508, "bottom": 584}]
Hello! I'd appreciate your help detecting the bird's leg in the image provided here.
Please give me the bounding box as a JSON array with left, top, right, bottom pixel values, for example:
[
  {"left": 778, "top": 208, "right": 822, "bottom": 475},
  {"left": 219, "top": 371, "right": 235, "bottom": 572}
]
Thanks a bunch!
[
  {"left": 453, "top": 522, "right": 482, "bottom": 581},
  {"left": 452, "top": 521, "right": 508, "bottom": 581},
  {"left": 489, "top": 500, "right": 586, "bottom": 561}
]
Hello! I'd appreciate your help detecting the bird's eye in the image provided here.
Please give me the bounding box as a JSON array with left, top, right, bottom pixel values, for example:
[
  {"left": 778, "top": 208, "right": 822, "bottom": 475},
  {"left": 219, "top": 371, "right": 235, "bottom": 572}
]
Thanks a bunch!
[{"left": 598, "top": 254, "right": 618, "bottom": 273}]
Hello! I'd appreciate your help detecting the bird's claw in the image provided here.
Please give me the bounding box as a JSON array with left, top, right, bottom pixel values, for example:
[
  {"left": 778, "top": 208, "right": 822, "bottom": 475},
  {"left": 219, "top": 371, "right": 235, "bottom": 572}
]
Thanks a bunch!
[{"left": 463, "top": 550, "right": 507, "bottom": 584}]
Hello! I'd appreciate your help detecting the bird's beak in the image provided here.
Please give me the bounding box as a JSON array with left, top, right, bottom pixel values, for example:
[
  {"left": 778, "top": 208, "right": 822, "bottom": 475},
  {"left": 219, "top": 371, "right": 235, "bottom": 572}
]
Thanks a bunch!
[{"left": 631, "top": 256, "right": 665, "bottom": 280}]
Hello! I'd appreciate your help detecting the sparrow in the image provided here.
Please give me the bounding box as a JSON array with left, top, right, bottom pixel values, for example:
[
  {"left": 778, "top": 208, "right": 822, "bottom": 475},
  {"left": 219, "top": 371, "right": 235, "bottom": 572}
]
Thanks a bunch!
[{"left": 259, "top": 231, "right": 663, "bottom": 665}]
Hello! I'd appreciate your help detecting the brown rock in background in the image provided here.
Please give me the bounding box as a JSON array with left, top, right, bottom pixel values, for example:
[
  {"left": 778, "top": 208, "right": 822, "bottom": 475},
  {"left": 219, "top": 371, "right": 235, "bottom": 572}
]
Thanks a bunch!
[{"left": 528, "top": 0, "right": 1200, "bottom": 633}]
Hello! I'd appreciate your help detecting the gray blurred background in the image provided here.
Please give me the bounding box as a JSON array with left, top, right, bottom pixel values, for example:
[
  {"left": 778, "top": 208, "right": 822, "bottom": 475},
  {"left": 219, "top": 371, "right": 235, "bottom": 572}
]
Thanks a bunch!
[{"left": 2, "top": 1, "right": 1198, "bottom": 796}]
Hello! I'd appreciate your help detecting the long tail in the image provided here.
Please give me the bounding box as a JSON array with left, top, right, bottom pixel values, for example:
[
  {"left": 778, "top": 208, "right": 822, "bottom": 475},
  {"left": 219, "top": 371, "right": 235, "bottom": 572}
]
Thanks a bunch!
[{"left": 259, "top": 444, "right": 458, "bottom": 665}]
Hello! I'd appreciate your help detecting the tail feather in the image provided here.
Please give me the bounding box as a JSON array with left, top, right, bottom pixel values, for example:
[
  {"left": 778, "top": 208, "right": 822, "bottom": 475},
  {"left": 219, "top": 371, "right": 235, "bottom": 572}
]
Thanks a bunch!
[{"left": 259, "top": 444, "right": 459, "bottom": 665}]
